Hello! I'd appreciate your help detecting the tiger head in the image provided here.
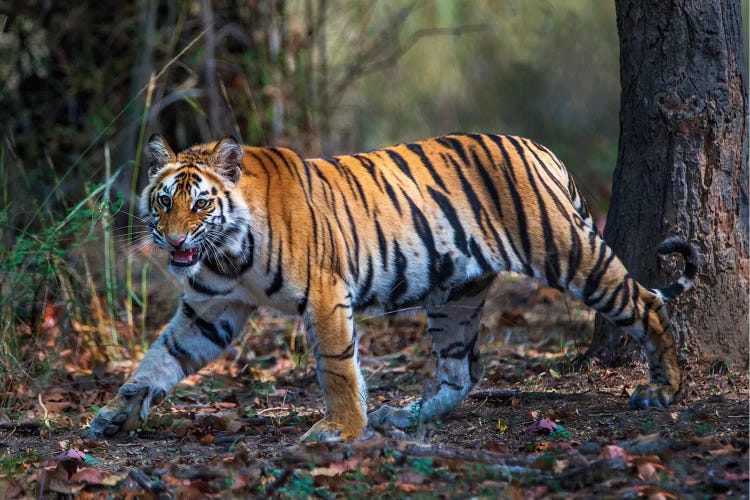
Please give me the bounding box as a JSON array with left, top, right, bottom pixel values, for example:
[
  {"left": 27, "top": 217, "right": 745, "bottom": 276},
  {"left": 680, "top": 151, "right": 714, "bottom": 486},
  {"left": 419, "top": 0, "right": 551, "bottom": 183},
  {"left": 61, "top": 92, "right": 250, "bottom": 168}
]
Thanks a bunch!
[{"left": 139, "top": 134, "right": 250, "bottom": 276}]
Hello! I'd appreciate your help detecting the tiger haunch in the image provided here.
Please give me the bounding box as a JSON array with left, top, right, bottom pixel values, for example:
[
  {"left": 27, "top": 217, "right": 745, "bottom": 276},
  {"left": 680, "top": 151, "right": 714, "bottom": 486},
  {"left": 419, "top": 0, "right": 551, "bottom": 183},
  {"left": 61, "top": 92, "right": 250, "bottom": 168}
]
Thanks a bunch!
[{"left": 89, "top": 132, "right": 699, "bottom": 440}]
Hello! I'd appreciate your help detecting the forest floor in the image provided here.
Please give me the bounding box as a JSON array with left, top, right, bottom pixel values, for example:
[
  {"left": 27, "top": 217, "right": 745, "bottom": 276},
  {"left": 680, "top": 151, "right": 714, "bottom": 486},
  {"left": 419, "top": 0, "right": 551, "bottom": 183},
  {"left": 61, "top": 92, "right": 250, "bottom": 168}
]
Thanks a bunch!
[{"left": 0, "top": 275, "right": 747, "bottom": 499}]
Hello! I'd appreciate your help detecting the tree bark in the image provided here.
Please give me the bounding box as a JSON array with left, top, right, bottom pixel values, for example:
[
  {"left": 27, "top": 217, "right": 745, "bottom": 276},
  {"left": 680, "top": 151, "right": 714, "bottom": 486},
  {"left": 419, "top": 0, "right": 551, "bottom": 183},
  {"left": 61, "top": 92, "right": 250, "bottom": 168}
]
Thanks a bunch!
[{"left": 589, "top": 0, "right": 748, "bottom": 367}]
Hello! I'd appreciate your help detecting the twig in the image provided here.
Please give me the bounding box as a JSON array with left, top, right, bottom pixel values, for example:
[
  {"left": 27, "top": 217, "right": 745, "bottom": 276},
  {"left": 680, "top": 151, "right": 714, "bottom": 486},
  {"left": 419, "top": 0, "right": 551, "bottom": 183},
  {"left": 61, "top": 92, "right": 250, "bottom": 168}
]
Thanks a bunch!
[{"left": 37, "top": 394, "right": 50, "bottom": 429}]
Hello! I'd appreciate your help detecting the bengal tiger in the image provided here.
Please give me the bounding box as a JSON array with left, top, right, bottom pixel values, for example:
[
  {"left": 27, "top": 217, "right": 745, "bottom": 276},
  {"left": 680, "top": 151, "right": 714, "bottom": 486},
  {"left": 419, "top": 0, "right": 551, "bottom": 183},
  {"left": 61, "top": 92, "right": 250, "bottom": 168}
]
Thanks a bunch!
[{"left": 89, "top": 133, "right": 700, "bottom": 440}]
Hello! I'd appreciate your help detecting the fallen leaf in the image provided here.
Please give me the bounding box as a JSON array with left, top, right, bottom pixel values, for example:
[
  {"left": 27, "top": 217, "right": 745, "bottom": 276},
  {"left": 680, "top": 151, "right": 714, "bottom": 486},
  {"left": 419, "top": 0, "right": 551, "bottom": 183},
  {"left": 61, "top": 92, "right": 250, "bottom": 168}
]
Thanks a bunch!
[
  {"left": 707, "top": 444, "right": 741, "bottom": 456},
  {"left": 311, "top": 467, "right": 343, "bottom": 477},
  {"left": 636, "top": 462, "right": 660, "bottom": 481},
  {"left": 722, "top": 471, "right": 750, "bottom": 481},
  {"left": 600, "top": 445, "right": 630, "bottom": 461},
  {"left": 525, "top": 418, "right": 558, "bottom": 435},
  {"left": 70, "top": 467, "right": 126, "bottom": 486}
]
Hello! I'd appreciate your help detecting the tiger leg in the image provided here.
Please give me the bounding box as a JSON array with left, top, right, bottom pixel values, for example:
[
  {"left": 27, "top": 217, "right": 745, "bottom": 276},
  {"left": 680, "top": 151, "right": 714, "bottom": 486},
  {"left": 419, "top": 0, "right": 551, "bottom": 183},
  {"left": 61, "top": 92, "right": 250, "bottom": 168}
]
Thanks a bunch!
[
  {"left": 368, "top": 279, "right": 491, "bottom": 430},
  {"left": 89, "top": 299, "right": 253, "bottom": 437},
  {"left": 301, "top": 285, "right": 368, "bottom": 441},
  {"left": 559, "top": 227, "right": 682, "bottom": 408}
]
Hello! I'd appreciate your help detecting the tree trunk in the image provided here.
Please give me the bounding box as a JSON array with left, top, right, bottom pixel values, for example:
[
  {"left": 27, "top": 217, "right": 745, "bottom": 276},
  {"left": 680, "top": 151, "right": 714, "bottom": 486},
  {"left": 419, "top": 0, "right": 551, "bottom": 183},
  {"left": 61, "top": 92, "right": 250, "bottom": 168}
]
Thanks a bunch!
[{"left": 589, "top": 0, "right": 748, "bottom": 368}]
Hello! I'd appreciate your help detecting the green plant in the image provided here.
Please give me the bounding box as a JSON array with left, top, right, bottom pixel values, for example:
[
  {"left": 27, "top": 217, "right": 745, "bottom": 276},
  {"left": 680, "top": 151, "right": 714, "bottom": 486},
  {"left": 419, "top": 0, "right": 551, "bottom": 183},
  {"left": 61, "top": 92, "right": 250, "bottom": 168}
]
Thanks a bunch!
[
  {"left": 549, "top": 424, "right": 573, "bottom": 441},
  {"left": 279, "top": 474, "right": 319, "bottom": 499}
]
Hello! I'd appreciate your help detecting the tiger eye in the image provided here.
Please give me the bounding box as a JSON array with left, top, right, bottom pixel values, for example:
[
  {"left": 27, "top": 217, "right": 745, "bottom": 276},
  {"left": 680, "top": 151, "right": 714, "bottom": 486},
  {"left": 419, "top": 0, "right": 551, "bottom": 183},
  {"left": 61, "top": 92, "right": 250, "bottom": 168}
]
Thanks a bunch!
[
  {"left": 159, "top": 195, "right": 171, "bottom": 208},
  {"left": 194, "top": 199, "right": 209, "bottom": 209}
]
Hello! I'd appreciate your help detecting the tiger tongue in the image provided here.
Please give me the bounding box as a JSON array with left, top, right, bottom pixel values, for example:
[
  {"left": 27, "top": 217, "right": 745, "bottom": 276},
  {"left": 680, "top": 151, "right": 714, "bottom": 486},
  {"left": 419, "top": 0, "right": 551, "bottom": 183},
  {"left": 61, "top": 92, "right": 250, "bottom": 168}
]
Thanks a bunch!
[{"left": 172, "top": 248, "right": 197, "bottom": 263}]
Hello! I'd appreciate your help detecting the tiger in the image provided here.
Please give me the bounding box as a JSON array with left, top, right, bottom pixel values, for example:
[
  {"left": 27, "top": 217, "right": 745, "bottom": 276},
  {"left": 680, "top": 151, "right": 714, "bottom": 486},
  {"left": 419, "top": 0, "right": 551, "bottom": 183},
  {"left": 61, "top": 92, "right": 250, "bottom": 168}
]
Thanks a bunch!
[{"left": 89, "top": 132, "right": 700, "bottom": 440}]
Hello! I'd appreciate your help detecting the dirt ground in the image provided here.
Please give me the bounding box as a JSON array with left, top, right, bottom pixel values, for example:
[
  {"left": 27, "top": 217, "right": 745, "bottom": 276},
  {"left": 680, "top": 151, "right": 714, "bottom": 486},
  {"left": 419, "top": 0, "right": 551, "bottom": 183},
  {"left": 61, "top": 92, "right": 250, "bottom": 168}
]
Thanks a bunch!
[{"left": 1, "top": 275, "right": 748, "bottom": 498}]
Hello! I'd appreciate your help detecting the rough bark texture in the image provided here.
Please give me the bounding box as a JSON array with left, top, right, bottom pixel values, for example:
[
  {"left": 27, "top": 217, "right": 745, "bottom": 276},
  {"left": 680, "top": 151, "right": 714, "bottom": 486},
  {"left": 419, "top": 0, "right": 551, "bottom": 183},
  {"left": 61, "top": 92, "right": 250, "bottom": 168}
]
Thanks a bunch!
[{"left": 590, "top": 0, "right": 748, "bottom": 367}]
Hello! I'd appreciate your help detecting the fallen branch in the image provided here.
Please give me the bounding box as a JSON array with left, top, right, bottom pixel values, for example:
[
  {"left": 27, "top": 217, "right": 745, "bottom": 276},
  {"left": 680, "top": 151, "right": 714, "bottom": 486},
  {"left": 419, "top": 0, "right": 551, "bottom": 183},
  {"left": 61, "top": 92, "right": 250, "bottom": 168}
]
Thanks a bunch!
[
  {"left": 467, "top": 389, "right": 522, "bottom": 400},
  {"left": 0, "top": 420, "right": 42, "bottom": 432}
]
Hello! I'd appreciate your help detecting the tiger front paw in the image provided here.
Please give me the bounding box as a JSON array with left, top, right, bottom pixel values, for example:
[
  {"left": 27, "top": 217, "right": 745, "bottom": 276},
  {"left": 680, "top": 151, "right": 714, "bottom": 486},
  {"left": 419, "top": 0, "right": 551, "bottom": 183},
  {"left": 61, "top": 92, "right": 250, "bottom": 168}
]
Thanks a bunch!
[
  {"left": 88, "top": 381, "right": 164, "bottom": 438},
  {"left": 627, "top": 383, "right": 680, "bottom": 409},
  {"left": 301, "top": 415, "right": 366, "bottom": 442}
]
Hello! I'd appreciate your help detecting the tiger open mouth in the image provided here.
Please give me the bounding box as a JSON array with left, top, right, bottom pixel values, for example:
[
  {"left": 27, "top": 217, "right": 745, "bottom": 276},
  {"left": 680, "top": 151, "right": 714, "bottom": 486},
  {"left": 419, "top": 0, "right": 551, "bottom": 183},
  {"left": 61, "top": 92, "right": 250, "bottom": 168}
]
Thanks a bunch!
[{"left": 170, "top": 248, "right": 200, "bottom": 267}]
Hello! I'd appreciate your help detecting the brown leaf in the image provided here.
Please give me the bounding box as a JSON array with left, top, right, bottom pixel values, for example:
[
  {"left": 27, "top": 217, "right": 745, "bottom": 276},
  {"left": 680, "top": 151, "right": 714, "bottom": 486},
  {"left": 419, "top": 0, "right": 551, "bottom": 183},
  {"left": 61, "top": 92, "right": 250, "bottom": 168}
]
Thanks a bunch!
[
  {"left": 70, "top": 467, "right": 126, "bottom": 486},
  {"left": 707, "top": 444, "right": 742, "bottom": 456},
  {"left": 199, "top": 434, "right": 215, "bottom": 445},
  {"left": 636, "top": 462, "right": 661, "bottom": 481},
  {"left": 311, "top": 467, "right": 342, "bottom": 477}
]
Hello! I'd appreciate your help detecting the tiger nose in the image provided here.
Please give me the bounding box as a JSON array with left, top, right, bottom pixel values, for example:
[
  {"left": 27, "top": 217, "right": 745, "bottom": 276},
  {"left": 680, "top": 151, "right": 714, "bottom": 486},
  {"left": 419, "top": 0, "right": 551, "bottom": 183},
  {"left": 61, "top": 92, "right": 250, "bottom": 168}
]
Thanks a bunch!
[{"left": 166, "top": 235, "right": 186, "bottom": 249}]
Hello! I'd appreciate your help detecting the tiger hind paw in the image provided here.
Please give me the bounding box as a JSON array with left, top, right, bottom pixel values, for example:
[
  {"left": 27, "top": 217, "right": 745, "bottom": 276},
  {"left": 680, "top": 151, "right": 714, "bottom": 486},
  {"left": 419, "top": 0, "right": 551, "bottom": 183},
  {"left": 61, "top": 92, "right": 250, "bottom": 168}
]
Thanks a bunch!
[
  {"left": 627, "top": 384, "right": 680, "bottom": 409},
  {"left": 367, "top": 403, "right": 422, "bottom": 431}
]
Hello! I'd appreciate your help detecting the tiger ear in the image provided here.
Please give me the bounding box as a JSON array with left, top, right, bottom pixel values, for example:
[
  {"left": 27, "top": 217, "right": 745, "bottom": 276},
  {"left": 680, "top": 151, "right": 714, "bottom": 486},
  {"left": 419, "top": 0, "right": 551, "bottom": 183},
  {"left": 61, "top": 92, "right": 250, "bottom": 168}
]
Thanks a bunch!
[
  {"left": 145, "top": 134, "right": 177, "bottom": 177},
  {"left": 211, "top": 136, "right": 243, "bottom": 184}
]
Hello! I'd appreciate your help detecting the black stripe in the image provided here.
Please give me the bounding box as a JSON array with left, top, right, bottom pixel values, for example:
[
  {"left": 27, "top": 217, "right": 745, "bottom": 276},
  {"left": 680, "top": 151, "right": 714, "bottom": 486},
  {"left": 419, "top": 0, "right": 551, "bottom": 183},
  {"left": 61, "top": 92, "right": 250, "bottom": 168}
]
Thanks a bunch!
[
  {"left": 182, "top": 301, "right": 227, "bottom": 348},
  {"left": 486, "top": 135, "right": 534, "bottom": 275},
  {"left": 344, "top": 163, "right": 370, "bottom": 213},
  {"left": 342, "top": 201, "right": 361, "bottom": 281},
  {"left": 440, "top": 380, "right": 464, "bottom": 391},
  {"left": 298, "top": 252, "right": 311, "bottom": 314},
  {"left": 404, "top": 195, "right": 440, "bottom": 286},
  {"left": 322, "top": 369, "right": 349, "bottom": 381},
  {"left": 469, "top": 237, "right": 493, "bottom": 273},
  {"left": 388, "top": 241, "right": 409, "bottom": 304},
  {"left": 506, "top": 135, "right": 561, "bottom": 288},
  {"left": 438, "top": 136, "right": 471, "bottom": 166},
  {"left": 381, "top": 175, "right": 402, "bottom": 215},
  {"left": 439, "top": 341, "right": 470, "bottom": 359},
  {"left": 427, "top": 186, "right": 469, "bottom": 255},
  {"left": 320, "top": 337, "right": 357, "bottom": 360},
  {"left": 385, "top": 149, "right": 417, "bottom": 185},
  {"left": 566, "top": 224, "right": 582, "bottom": 288},
  {"left": 405, "top": 143, "right": 448, "bottom": 191},
  {"left": 465, "top": 133, "right": 496, "bottom": 169},
  {"left": 219, "top": 320, "right": 234, "bottom": 341},
  {"left": 265, "top": 240, "right": 284, "bottom": 296},
  {"left": 353, "top": 154, "right": 383, "bottom": 192},
  {"left": 375, "top": 220, "right": 389, "bottom": 271},
  {"left": 355, "top": 255, "right": 375, "bottom": 308},
  {"left": 470, "top": 148, "right": 504, "bottom": 219},
  {"left": 583, "top": 245, "right": 617, "bottom": 305},
  {"left": 188, "top": 277, "right": 231, "bottom": 296}
]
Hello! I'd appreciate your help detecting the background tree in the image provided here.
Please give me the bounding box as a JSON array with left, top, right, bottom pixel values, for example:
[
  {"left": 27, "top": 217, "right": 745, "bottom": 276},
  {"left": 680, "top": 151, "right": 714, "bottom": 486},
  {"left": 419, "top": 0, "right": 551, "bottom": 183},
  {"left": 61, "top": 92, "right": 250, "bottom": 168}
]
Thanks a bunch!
[{"left": 589, "top": 0, "right": 748, "bottom": 368}]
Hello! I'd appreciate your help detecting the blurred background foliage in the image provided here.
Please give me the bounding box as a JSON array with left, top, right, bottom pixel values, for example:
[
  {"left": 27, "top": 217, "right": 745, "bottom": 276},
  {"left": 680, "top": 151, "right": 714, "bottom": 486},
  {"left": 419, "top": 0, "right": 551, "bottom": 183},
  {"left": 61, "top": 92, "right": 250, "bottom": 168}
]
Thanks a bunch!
[
  {"left": 0, "top": 1, "right": 745, "bottom": 392},
  {"left": 1, "top": 0, "right": 621, "bottom": 234}
]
